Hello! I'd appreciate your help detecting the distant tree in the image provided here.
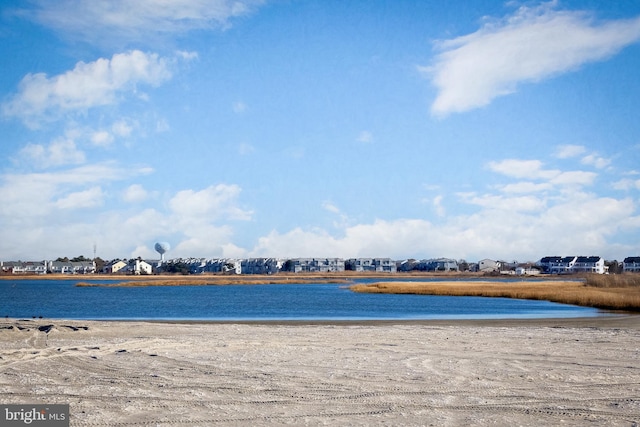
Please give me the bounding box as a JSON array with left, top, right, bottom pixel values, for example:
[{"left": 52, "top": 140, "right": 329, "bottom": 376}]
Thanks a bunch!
[
  {"left": 94, "top": 257, "right": 106, "bottom": 272},
  {"left": 458, "top": 259, "right": 469, "bottom": 272},
  {"left": 606, "top": 260, "right": 623, "bottom": 274},
  {"left": 164, "top": 261, "right": 190, "bottom": 275},
  {"left": 71, "top": 255, "right": 91, "bottom": 262},
  {"left": 55, "top": 257, "right": 69, "bottom": 262},
  {"left": 283, "top": 259, "right": 294, "bottom": 272}
]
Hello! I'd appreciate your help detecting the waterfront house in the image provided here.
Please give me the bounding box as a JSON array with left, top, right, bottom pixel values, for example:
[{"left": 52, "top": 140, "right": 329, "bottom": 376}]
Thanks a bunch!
[
  {"left": 103, "top": 260, "right": 127, "bottom": 274},
  {"left": 48, "top": 260, "right": 96, "bottom": 274},
  {"left": 478, "top": 259, "right": 500, "bottom": 273},
  {"left": 623, "top": 257, "right": 640, "bottom": 273},
  {"left": 346, "top": 258, "right": 396, "bottom": 273},
  {"left": 240, "top": 258, "right": 283, "bottom": 274},
  {"left": 0, "top": 261, "right": 47, "bottom": 274},
  {"left": 572, "top": 256, "right": 606, "bottom": 274},
  {"left": 288, "top": 258, "right": 345, "bottom": 273},
  {"left": 538, "top": 256, "right": 606, "bottom": 274},
  {"left": 419, "top": 258, "right": 459, "bottom": 272}
]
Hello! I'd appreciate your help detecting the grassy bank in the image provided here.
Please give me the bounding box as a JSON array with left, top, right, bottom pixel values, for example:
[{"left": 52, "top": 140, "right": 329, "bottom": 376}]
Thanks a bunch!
[
  {"left": 350, "top": 278, "right": 640, "bottom": 312},
  {"left": 75, "top": 275, "right": 351, "bottom": 287}
]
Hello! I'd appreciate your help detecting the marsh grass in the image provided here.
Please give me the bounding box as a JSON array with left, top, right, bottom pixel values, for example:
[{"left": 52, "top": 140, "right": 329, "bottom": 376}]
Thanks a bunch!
[
  {"left": 350, "top": 280, "right": 640, "bottom": 312},
  {"left": 583, "top": 273, "right": 640, "bottom": 288},
  {"left": 75, "top": 276, "right": 349, "bottom": 287}
]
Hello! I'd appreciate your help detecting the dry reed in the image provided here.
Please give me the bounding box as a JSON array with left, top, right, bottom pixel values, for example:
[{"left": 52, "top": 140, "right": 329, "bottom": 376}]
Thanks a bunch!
[
  {"left": 350, "top": 280, "right": 640, "bottom": 312},
  {"left": 75, "top": 276, "right": 349, "bottom": 287}
]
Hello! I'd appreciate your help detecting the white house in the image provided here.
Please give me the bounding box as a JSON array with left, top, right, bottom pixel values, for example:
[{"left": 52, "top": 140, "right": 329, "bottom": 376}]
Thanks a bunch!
[
  {"left": 48, "top": 261, "right": 96, "bottom": 274},
  {"left": 289, "top": 258, "right": 345, "bottom": 273},
  {"left": 0, "top": 261, "right": 47, "bottom": 274},
  {"left": 240, "top": 258, "right": 282, "bottom": 274},
  {"left": 133, "top": 259, "right": 153, "bottom": 275},
  {"left": 345, "top": 258, "right": 396, "bottom": 273},
  {"left": 572, "top": 256, "right": 606, "bottom": 274},
  {"left": 538, "top": 256, "right": 606, "bottom": 274}
]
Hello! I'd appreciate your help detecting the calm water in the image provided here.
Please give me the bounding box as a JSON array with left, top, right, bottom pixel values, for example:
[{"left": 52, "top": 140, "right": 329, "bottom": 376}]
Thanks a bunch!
[{"left": 0, "top": 279, "right": 605, "bottom": 321}]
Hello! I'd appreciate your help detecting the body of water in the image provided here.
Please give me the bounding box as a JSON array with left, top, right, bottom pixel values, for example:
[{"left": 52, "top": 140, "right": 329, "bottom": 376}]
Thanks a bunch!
[{"left": 0, "top": 279, "right": 606, "bottom": 321}]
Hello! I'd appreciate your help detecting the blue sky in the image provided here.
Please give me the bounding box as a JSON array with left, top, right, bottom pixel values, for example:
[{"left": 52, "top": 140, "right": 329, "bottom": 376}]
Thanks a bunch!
[{"left": 1, "top": 0, "right": 640, "bottom": 262}]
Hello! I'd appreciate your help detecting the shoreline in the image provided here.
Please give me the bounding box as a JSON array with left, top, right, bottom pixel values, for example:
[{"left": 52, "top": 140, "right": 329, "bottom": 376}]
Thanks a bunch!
[{"left": 6, "top": 313, "right": 640, "bottom": 329}]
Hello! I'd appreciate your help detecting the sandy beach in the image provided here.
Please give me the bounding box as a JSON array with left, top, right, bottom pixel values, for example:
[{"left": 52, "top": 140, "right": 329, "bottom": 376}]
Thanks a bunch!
[{"left": 1, "top": 316, "right": 640, "bottom": 426}]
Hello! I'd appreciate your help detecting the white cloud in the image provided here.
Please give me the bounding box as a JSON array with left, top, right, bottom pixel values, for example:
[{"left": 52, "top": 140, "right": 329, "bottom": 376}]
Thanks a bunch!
[
  {"left": 556, "top": 144, "right": 586, "bottom": 158},
  {"left": 55, "top": 186, "right": 104, "bottom": 209},
  {"left": 169, "top": 184, "right": 253, "bottom": 222},
  {"left": 322, "top": 201, "right": 341, "bottom": 215},
  {"left": 90, "top": 130, "right": 114, "bottom": 147},
  {"left": 3, "top": 50, "right": 173, "bottom": 125},
  {"left": 122, "top": 184, "right": 149, "bottom": 203},
  {"left": 549, "top": 170, "right": 597, "bottom": 186},
  {"left": 112, "top": 119, "right": 134, "bottom": 137},
  {"left": 488, "top": 159, "right": 558, "bottom": 180},
  {"left": 458, "top": 193, "right": 546, "bottom": 212},
  {"left": 613, "top": 178, "right": 640, "bottom": 191},
  {"left": 18, "top": 137, "right": 85, "bottom": 168},
  {"left": 425, "top": 3, "right": 640, "bottom": 116},
  {"left": 581, "top": 153, "right": 611, "bottom": 169},
  {"left": 432, "top": 195, "right": 446, "bottom": 217},
  {"left": 249, "top": 189, "right": 638, "bottom": 261},
  {"left": 26, "top": 0, "right": 264, "bottom": 43},
  {"left": 498, "top": 182, "right": 552, "bottom": 194}
]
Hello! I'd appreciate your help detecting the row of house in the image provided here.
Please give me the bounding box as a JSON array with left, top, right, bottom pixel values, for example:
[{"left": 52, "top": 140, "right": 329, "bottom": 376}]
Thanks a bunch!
[
  {"left": 3, "top": 256, "right": 640, "bottom": 275},
  {"left": 538, "top": 256, "right": 608, "bottom": 274},
  {"left": 160, "top": 257, "right": 397, "bottom": 274},
  {"left": 1, "top": 260, "right": 96, "bottom": 275}
]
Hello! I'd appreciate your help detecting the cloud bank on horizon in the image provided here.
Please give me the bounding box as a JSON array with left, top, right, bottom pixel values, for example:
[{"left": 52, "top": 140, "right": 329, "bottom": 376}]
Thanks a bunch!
[{"left": 1, "top": 0, "right": 639, "bottom": 262}]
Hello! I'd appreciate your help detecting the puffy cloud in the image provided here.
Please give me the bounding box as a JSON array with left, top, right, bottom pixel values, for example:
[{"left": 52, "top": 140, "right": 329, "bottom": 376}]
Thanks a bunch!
[
  {"left": 122, "top": 184, "right": 149, "bottom": 203},
  {"left": 3, "top": 50, "right": 174, "bottom": 125},
  {"left": 0, "top": 163, "right": 151, "bottom": 221},
  {"left": 112, "top": 119, "right": 134, "bottom": 137},
  {"left": 424, "top": 3, "right": 640, "bottom": 116},
  {"left": 169, "top": 184, "right": 253, "bottom": 222},
  {"left": 18, "top": 138, "right": 85, "bottom": 168},
  {"left": 613, "top": 178, "right": 640, "bottom": 191},
  {"left": 581, "top": 153, "right": 611, "bottom": 169},
  {"left": 249, "top": 190, "right": 638, "bottom": 261},
  {"left": 90, "top": 131, "right": 114, "bottom": 147},
  {"left": 55, "top": 186, "right": 104, "bottom": 209}
]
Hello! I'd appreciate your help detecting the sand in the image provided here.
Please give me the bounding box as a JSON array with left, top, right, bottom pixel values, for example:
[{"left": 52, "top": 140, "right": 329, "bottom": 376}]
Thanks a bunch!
[{"left": 1, "top": 316, "right": 640, "bottom": 426}]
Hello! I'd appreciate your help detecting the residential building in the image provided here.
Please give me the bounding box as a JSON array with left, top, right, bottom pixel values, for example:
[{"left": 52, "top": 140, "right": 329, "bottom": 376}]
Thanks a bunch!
[
  {"left": 572, "top": 256, "right": 606, "bottom": 274},
  {"left": 478, "top": 259, "right": 500, "bottom": 273},
  {"left": 0, "top": 261, "right": 47, "bottom": 274},
  {"left": 48, "top": 260, "right": 96, "bottom": 274},
  {"left": 288, "top": 258, "right": 345, "bottom": 273},
  {"left": 103, "top": 260, "right": 127, "bottom": 274},
  {"left": 538, "top": 256, "right": 606, "bottom": 274},
  {"left": 623, "top": 257, "right": 640, "bottom": 273},
  {"left": 240, "top": 258, "right": 282, "bottom": 274},
  {"left": 346, "top": 258, "right": 396, "bottom": 273},
  {"left": 418, "top": 258, "right": 459, "bottom": 272}
]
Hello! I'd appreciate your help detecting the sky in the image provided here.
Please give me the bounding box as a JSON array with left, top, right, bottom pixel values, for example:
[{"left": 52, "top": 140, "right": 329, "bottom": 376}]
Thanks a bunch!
[{"left": 1, "top": 0, "right": 640, "bottom": 263}]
